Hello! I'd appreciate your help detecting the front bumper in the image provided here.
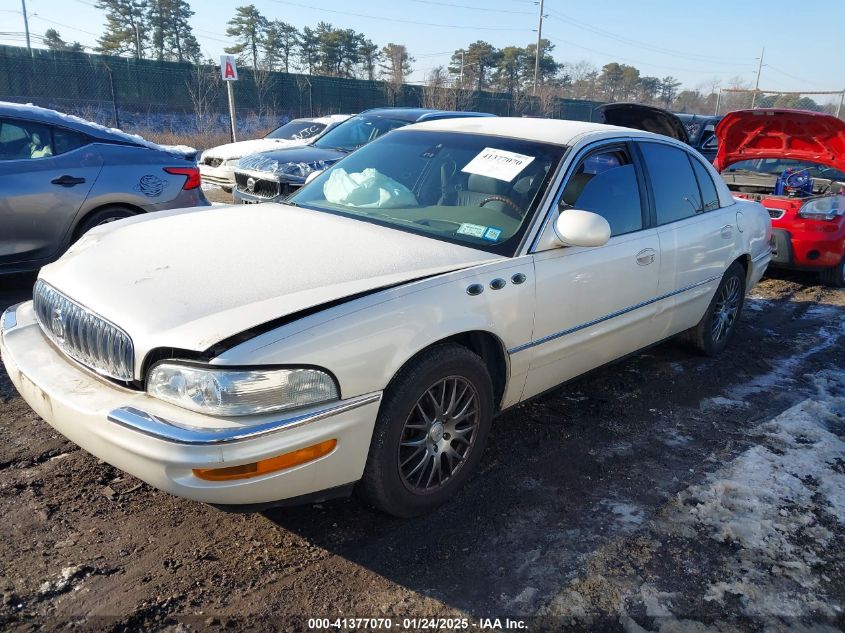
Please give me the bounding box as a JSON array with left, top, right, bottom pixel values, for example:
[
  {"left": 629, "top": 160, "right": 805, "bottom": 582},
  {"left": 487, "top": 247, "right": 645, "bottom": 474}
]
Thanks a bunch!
[
  {"left": 199, "top": 163, "right": 237, "bottom": 188},
  {"left": 770, "top": 222, "right": 845, "bottom": 270},
  {"left": 0, "top": 301, "right": 381, "bottom": 506}
]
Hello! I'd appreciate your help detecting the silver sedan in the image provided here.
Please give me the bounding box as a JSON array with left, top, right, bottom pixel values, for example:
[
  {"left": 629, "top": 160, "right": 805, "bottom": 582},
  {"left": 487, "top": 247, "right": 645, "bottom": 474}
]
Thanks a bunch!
[{"left": 0, "top": 102, "right": 209, "bottom": 274}]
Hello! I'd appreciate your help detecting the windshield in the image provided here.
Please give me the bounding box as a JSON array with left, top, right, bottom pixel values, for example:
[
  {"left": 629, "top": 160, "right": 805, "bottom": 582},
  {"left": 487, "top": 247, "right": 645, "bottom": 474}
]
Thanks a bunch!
[
  {"left": 313, "top": 115, "right": 410, "bottom": 152},
  {"left": 289, "top": 130, "right": 566, "bottom": 256},
  {"left": 265, "top": 120, "right": 327, "bottom": 141},
  {"left": 725, "top": 158, "right": 845, "bottom": 181}
]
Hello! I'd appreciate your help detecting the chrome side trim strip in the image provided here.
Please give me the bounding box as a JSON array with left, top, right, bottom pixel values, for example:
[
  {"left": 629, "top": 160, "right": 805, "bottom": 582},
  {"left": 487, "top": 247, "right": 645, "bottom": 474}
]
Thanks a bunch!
[
  {"left": 1, "top": 303, "right": 19, "bottom": 332},
  {"left": 107, "top": 392, "right": 382, "bottom": 445},
  {"left": 508, "top": 274, "right": 722, "bottom": 354}
]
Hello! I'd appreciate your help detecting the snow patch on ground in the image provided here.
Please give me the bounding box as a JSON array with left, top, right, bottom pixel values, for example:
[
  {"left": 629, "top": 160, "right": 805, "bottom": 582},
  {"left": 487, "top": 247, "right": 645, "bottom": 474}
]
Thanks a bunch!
[
  {"left": 727, "top": 318, "right": 845, "bottom": 400},
  {"left": 542, "top": 368, "right": 845, "bottom": 628}
]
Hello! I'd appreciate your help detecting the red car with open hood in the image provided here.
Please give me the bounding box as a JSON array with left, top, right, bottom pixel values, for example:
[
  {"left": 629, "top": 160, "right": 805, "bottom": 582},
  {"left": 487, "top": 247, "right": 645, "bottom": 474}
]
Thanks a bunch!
[{"left": 715, "top": 109, "right": 845, "bottom": 286}]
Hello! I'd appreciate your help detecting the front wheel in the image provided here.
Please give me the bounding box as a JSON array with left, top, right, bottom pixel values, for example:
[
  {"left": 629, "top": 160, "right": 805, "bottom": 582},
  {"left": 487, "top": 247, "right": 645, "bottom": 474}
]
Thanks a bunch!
[
  {"left": 683, "top": 262, "right": 746, "bottom": 356},
  {"left": 820, "top": 258, "right": 845, "bottom": 287},
  {"left": 357, "top": 344, "right": 494, "bottom": 517}
]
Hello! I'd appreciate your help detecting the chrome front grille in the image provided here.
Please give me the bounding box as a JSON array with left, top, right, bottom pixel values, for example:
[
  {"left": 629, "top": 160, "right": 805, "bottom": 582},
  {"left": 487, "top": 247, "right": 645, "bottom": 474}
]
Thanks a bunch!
[{"left": 33, "top": 280, "right": 135, "bottom": 381}]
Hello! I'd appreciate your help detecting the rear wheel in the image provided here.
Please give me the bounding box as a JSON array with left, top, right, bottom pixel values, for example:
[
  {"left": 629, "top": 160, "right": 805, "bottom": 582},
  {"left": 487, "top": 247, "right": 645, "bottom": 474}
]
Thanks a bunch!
[
  {"left": 684, "top": 262, "right": 746, "bottom": 356},
  {"left": 72, "top": 206, "right": 135, "bottom": 242},
  {"left": 358, "top": 344, "right": 494, "bottom": 517},
  {"left": 820, "top": 258, "right": 845, "bottom": 287}
]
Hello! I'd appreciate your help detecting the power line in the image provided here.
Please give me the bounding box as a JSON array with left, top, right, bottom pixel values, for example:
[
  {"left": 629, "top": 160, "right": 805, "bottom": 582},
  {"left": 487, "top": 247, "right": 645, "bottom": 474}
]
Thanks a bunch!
[
  {"left": 29, "top": 15, "right": 99, "bottom": 38},
  {"left": 409, "top": 0, "right": 533, "bottom": 15},
  {"left": 266, "top": 0, "right": 530, "bottom": 31},
  {"left": 545, "top": 8, "right": 753, "bottom": 67},
  {"left": 543, "top": 31, "right": 752, "bottom": 76}
]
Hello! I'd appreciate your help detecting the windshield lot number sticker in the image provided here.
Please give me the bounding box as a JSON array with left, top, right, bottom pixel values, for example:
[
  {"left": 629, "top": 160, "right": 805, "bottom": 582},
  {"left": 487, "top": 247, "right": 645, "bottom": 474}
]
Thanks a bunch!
[
  {"left": 457, "top": 223, "right": 488, "bottom": 238},
  {"left": 462, "top": 148, "right": 535, "bottom": 182}
]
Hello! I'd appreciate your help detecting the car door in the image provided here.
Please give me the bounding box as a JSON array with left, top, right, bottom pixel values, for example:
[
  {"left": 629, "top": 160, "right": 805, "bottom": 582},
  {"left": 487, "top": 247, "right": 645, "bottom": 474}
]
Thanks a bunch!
[
  {"left": 0, "top": 119, "right": 102, "bottom": 267},
  {"left": 520, "top": 141, "right": 663, "bottom": 401},
  {"left": 635, "top": 140, "right": 734, "bottom": 335}
]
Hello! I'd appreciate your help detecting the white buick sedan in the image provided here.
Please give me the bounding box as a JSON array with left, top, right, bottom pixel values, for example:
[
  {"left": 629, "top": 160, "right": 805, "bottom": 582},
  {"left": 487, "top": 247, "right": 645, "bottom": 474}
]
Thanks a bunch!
[{"left": 0, "top": 117, "right": 771, "bottom": 517}]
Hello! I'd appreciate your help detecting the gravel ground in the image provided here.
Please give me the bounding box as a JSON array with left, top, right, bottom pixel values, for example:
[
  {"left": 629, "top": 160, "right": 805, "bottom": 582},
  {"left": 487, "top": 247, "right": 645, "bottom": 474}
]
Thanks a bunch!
[{"left": 1, "top": 269, "right": 843, "bottom": 633}]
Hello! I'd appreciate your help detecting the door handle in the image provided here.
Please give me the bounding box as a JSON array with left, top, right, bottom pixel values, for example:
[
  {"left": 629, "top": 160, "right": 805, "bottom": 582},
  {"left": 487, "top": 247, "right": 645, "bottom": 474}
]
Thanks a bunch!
[
  {"left": 636, "top": 248, "right": 656, "bottom": 266},
  {"left": 720, "top": 224, "right": 733, "bottom": 239},
  {"left": 51, "top": 175, "right": 86, "bottom": 187}
]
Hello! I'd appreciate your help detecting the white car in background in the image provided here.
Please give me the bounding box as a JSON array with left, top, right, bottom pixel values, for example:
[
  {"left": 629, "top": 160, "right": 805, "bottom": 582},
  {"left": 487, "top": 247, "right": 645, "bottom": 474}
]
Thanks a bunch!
[
  {"left": 199, "top": 114, "right": 350, "bottom": 191},
  {"left": 1, "top": 117, "right": 771, "bottom": 517}
]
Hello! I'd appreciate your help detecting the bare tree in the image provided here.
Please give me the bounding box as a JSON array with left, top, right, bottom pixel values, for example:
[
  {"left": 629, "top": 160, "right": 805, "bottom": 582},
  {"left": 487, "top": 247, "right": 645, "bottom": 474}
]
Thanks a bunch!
[
  {"left": 252, "top": 66, "right": 276, "bottom": 119},
  {"left": 420, "top": 67, "right": 453, "bottom": 110},
  {"left": 186, "top": 63, "right": 221, "bottom": 138}
]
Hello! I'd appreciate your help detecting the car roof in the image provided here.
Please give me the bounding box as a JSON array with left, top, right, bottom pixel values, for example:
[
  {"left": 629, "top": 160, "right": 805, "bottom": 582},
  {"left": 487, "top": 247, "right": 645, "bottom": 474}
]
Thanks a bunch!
[
  {"left": 357, "top": 107, "right": 494, "bottom": 122},
  {"left": 399, "top": 116, "right": 668, "bottom": 146},
  {"left": 0, "top": 100, "right": 154, "bottom": 147}
]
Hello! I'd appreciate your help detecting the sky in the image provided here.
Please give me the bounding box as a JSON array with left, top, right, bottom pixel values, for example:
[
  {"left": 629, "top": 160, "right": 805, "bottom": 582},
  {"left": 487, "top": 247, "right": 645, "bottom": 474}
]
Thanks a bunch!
[{"left": 2, "top": 0, "right": 844, "bottom": 101}]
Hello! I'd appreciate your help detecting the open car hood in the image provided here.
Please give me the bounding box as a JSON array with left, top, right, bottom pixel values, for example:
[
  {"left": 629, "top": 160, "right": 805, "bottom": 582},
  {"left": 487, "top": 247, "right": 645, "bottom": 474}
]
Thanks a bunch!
[
  {"left": 714, "top": 109, "right": 845, "bottom": 173},
  {"left": 594, "top": 103, "right": 689, "bottom": 144}
]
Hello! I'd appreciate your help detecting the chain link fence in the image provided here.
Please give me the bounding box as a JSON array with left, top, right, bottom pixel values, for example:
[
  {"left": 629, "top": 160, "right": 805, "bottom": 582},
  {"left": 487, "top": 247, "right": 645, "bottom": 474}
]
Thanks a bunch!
[
  {"left": 715, "top": 88, "right": 845, "bottom": 117},
  {"left": 0, "top": 45, "right": 602, "bottom": 145}
]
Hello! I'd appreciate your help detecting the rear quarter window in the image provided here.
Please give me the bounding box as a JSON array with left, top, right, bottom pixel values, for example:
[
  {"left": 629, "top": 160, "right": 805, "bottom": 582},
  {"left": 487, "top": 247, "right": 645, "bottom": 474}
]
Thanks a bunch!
[{"left": 689, "top": 156, "right": 720, "bottom": 211}]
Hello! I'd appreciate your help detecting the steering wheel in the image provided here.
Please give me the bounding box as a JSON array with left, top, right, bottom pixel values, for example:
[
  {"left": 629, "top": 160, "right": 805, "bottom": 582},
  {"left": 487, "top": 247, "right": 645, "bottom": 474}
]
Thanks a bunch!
[
  {"left": 783, "top": 169, "right": 810, "bottom": 189},
  {"left": 479, "top": 195, "right": 523, "bottom": 219}
]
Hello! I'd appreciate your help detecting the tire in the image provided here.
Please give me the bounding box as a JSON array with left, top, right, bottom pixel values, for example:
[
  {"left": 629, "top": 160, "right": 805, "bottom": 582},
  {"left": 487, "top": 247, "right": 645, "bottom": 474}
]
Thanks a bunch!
[
  {"left": 819, "top": 258, "right": 845, "bottom": 287},
  {"left": 357, "top": 344, "right": 494, "bottom": 518},
  {"left": 683, "top": 262, "right": 746, "bottom": 356},
  {"left": 73, "top": 206, "right": 135, "bottom": 242}
]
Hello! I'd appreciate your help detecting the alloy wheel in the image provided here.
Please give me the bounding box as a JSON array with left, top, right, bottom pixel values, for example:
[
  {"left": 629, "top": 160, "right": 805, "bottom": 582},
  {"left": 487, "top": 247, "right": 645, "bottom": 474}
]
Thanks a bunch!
[
  {"left": 398, "top": 376, "right": 480, "bottom": 493},
  {"left": 711, "top": 276, "right": 741, "bottom": 342}
]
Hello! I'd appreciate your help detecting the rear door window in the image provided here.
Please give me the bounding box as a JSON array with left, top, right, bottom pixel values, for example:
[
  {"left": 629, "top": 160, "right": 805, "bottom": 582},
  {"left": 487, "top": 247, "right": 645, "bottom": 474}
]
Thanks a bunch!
[
  {"left": 639, "top": 142, "right": 701, "bottom": 225},
  {"left": 53, "top": 128, "right": 88, "bottom": 154}
]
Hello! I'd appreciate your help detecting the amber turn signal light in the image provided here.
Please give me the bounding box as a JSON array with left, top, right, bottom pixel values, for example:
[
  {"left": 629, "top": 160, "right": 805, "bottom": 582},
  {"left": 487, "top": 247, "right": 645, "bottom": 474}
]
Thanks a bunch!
[{"left": 192, "top": 439, "right": 337, "bottom": 481}]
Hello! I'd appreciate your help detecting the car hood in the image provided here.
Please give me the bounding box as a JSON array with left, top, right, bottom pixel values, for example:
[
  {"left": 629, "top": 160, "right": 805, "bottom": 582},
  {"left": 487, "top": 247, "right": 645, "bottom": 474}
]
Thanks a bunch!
[
  {"left": 237, "top": 146, "right": 347, "bottom": 177},
  {"left": 714, "top": 109, "right": 845, "bottom": 172},
  {"left": 594, "top": 103, "right": 689, "bottom": 144},
  {"left": 203, "top": 137, "right": 316, "bottom": 161},
  {"left": 39, "top": 204, "right": 500, "bottom": 368}
]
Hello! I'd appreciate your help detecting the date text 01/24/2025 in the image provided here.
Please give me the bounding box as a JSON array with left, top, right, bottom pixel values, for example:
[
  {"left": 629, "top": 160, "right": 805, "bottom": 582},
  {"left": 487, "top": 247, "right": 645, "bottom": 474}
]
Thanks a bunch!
[{"left": 307, "top": 618, "right": 528, "bottom": 630}]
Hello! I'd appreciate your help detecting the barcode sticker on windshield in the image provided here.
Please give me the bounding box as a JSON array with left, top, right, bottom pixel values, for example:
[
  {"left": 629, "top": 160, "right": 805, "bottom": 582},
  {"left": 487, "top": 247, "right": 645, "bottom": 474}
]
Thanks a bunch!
[
  {"left": 461, "top": 148, "right": 535, "bottom": 182},
  {"left": 457, "top": 223, "right": 487, "bottom": 238}
]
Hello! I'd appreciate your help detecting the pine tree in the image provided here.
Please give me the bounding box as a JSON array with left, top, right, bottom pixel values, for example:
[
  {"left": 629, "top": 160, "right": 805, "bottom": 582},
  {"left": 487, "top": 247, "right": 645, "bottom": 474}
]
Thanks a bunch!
[
  {"left": 96, "top": 0, "right": 147, "bottom": 59},
  {"left": 263, "top": 20, "right": 299, "bottom": 72},
  {"left": 297, "top": 26, "right": 320, "bottom": 74},
  {"left": 43, "top": 29, "right": 84, "bottom": 52},
  {"left": 148, "top": 0, "right": 200, "bottom": 63},
  {"left": 225, "top": 4, "right": 267, "bottom": 72}
]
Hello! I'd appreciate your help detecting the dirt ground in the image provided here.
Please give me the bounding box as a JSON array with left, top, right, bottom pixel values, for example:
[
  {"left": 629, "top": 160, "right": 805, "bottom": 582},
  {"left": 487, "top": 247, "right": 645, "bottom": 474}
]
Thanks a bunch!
[{"left": 1, "top": 269, "right": 844, "bottom": 633}]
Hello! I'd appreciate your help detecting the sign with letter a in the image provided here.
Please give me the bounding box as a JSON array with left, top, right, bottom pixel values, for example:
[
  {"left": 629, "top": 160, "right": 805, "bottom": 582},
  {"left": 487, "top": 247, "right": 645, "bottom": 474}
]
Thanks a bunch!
[{"left": 220, "top": 55, "right": 238, "bottom": 81}]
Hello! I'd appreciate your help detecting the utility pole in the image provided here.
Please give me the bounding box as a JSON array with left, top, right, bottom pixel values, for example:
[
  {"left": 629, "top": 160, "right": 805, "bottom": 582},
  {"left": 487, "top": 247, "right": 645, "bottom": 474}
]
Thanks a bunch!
[
  {"left": 532, "top": 0, "right": 545, "bottom": 96},
  {"left": 751, "top": 47, "right": 764, "bottom": 108},
  {"left": 21, "top": 0, "right": 32, "bottom": 55},
  {"left": 459, "top": 50, "right": 465, "bottom": 88}
]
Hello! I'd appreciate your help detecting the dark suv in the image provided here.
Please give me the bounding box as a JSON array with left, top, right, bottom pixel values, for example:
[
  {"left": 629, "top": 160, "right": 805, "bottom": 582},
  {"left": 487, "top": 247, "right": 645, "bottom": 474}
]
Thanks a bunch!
[{"left": 233, "top": 108, "right": 494, "bottom": 204}]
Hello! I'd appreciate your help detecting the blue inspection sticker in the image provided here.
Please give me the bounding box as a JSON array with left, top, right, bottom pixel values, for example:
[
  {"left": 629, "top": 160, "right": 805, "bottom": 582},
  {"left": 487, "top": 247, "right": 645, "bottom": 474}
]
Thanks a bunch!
[{"left": 483, "top": 227, "right": 503, "bottom": 241}]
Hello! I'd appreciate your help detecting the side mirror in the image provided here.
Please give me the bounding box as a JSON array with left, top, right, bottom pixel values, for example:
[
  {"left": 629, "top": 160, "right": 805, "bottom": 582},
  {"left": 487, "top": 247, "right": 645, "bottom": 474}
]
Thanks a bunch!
[
  {"left": 304, "top": 170, "right": 324, "bottom": 185},
  {"left": 553, "top": 209, "right": 611, "bottom": 247}
]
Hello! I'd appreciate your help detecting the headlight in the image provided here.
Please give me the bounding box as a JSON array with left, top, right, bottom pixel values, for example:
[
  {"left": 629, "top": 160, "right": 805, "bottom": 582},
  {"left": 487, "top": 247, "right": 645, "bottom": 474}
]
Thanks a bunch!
[
  {"left": 798, "top": 196, "right": 845, "bottom": 221},
  {"left": 147, "top": 363, "right": 339, "bottom": 416},
  {"left": 277, "top": 160, "right": 334, "bottom": 178}
]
